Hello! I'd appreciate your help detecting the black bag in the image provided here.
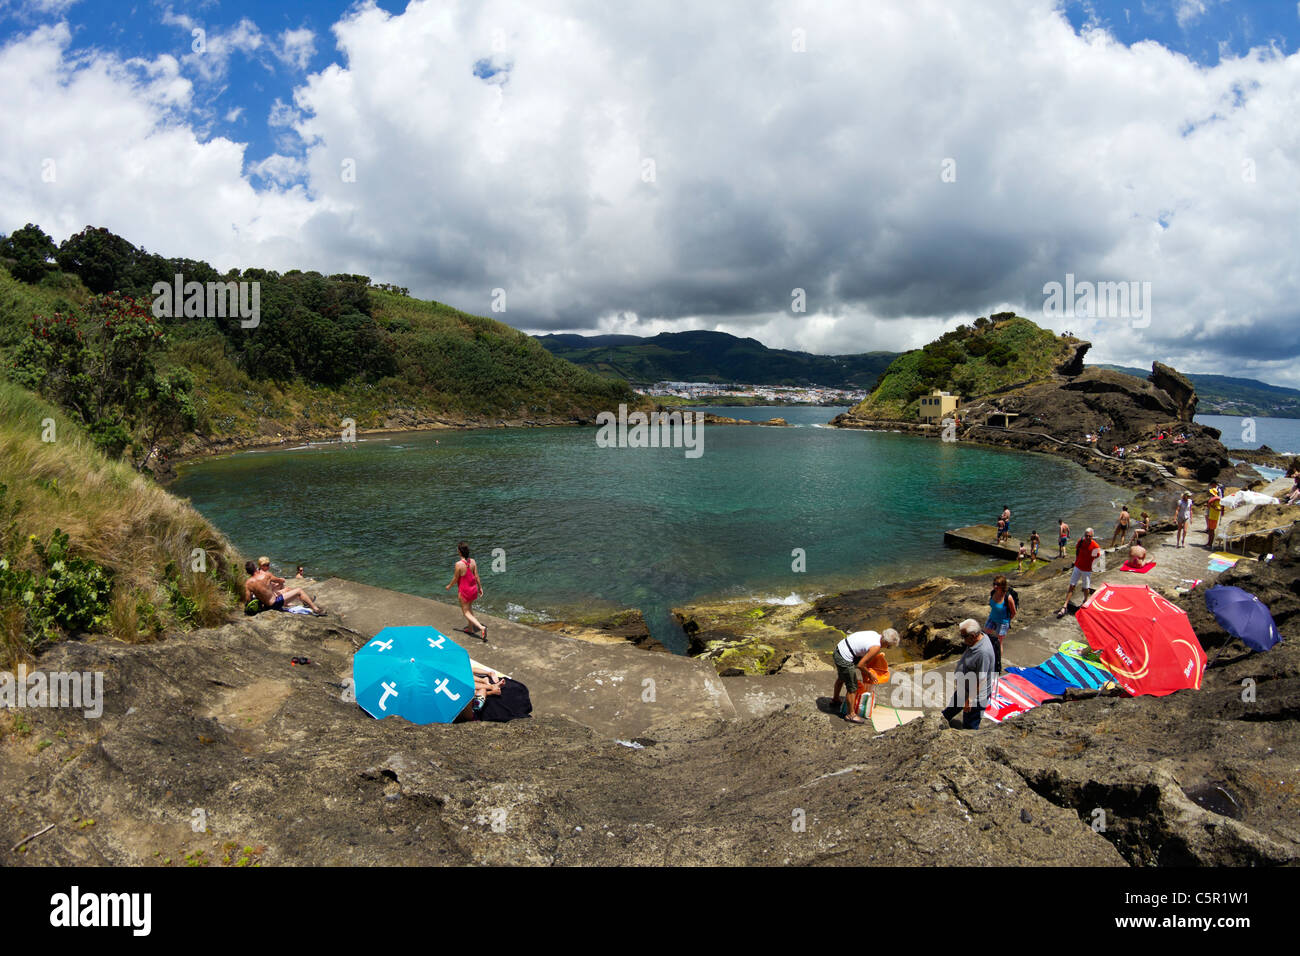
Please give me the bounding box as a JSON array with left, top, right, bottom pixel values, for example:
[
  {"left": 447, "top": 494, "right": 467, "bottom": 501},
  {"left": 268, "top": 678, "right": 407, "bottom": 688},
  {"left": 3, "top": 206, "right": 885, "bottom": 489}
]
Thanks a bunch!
[
  {"left": 990, "top": 585, "right": 1020, "bottom": 611},
  {"left": 477, "top": 678, "right": 533, "bottom": 722}
]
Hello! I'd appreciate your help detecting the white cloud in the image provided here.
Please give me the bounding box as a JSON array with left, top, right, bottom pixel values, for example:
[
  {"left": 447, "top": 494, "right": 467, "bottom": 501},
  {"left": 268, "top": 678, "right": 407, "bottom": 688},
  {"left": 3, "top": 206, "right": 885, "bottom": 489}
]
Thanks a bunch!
[
  {"left": 275, "top": 27, "right": 315, "bottom": 71},
  {"left": 2, "top": 1, "right": 1299, "bottom": 384},
  {"left": 224, "top": 105, "right": 243, "bottom": 122},
  {"left": 26, "top": 0, "right": 79, "bottom": 12},
  {"left": 267, "top": 97, "right": 300, "bottom": 128},
  {"left": 158, "top": 4, "right": 197, "bottom": 33},
  {"left": 1176, "top": 1, "right": 1209, "bottom": 29},
  {"left": 0, "top": 22, "right": 312, "bottom": 268},
  {"left": 174, "top": 15, "right": 266, "bottom": 83},
  {"left": 247, "top": 153, "right": 306, "bottom": 186}
]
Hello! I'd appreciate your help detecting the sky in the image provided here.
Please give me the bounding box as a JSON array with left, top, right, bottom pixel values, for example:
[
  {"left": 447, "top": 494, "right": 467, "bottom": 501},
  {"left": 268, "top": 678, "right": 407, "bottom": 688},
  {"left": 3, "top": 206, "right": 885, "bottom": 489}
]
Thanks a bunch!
[{"left": 1, "top": 0, "right": 1298, "bottom": 384}]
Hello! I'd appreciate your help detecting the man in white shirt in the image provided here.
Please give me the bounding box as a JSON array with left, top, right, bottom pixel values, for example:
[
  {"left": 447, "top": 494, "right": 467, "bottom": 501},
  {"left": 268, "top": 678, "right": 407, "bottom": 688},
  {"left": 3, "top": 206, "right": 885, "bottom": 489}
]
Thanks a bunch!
[{"left": 831, "top": 628, "right": 900, "bottom": 724}]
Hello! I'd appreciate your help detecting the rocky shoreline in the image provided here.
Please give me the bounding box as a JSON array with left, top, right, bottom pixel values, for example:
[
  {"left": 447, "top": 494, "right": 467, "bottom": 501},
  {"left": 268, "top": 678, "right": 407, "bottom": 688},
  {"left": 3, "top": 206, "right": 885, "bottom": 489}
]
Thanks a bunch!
[
  {"left": 158, "top": 413, "right": 612, "bottom": 480},
  {"left": 4, "top": 542, "right": 1297, "bottom": 866},
  {"left": 160, "top": 405, "right": 790, "bottom": 481}
]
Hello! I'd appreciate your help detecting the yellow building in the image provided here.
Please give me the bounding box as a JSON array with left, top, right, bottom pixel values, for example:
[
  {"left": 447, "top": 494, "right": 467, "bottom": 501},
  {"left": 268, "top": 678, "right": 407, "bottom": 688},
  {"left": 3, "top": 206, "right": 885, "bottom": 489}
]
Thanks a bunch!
[{"left": 919, "top": 389, "right": 960, "bottom": 424}]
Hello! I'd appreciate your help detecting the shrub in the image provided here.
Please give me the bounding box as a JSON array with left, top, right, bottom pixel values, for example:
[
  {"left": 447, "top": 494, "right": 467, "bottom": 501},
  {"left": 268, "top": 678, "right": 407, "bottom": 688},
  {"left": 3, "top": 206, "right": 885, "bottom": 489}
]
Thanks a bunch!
[{"left": 0, "top": 527, "right": 113, "bottom": 660}]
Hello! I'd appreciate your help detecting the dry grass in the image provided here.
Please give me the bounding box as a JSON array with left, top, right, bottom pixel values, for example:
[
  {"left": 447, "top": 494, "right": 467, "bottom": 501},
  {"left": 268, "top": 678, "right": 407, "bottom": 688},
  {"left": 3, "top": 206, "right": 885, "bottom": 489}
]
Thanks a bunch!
[
  {"left": 0, "top": 381, "right": 239, "bottom": 661},
  {"left": 176, "top": 570, "right": 232, "bottom": 629}
]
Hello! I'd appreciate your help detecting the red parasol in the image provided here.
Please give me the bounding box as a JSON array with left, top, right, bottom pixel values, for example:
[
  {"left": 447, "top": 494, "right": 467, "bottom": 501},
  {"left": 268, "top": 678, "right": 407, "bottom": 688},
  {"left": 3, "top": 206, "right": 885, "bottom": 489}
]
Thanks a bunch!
[{"left": 1075, "top": 584, "right": 1206, "bottom": 697}]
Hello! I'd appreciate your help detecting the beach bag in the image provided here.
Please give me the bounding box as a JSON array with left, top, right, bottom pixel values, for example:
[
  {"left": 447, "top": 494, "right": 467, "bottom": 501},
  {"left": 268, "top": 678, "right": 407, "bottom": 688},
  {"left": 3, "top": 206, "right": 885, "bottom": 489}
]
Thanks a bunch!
[
  {"left": 477, "top": 678, "right": 532, "bottom": 722},
  {"left": 244, "top": 598, "right": 262, "bottom": 616},
  {"left": 865, "top": 653, "right": 890, "bottom": 685},
  {"left": 839, "top": 689, "right": 875, "bottom": 720}
]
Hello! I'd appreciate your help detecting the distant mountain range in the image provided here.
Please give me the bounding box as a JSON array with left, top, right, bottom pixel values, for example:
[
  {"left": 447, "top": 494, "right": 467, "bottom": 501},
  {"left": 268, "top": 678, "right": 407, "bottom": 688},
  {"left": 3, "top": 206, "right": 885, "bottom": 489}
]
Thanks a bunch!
[
  {"left": 1095, "top": 365, "right": 1300, "bottom": 419},
  {"left": 531, "top": 329, "right": 1300, "bottom": 417},
  {"left": 533, "top": 330, "right": 898, "bottom": 388}
]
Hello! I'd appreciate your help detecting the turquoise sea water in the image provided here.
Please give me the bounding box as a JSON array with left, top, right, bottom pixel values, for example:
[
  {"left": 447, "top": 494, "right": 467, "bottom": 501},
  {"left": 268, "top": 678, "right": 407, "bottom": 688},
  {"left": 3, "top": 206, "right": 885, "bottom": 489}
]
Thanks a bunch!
[
  {"left": 172, "top": 407, "right": 1134, "bottom": 652},
  {"left": 1196, "top": 414, "right": 1300, "bottom": 455}
]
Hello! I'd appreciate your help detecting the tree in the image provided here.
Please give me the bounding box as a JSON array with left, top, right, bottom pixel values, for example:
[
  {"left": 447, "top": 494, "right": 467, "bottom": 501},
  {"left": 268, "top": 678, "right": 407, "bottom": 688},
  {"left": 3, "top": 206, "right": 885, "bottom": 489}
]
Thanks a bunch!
[
  {"left": 0, "top": 223, "right": 58, "bottom": 283},
  {"left": 10, "top": 294, "right": 196, "bottom": 466},
  {"left": 56, "top": 226, "right": 137, "bottom": 294}
]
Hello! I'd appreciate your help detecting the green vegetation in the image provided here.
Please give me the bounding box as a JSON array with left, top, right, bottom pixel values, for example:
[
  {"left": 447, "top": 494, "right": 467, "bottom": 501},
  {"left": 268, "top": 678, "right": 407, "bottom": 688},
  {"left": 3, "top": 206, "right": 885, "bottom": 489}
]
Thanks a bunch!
[
  {"left": 851, "top": 313, "right": 1076, "bottom": 420},
  {"left": 0, "top": 381, "right": 239, "bottom": 667},
  {"left": 11, "top": 293, "right": 195, "bottom": 467},
  {"left": 0, "top": 223, "right": 638, "bottom": 661},
  {"left": 0, "top": 224, "right": 636, "bottom": 464},
  {"left": 536, "top": 330, "right": 897, "bottom": 388}
]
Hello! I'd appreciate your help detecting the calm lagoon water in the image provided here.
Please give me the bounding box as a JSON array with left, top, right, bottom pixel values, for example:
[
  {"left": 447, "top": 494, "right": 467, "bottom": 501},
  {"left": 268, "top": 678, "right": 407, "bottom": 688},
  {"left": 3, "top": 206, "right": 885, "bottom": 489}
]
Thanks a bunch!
[{"left": 173, "top": 407, "right": 1134, "bottom": 652}]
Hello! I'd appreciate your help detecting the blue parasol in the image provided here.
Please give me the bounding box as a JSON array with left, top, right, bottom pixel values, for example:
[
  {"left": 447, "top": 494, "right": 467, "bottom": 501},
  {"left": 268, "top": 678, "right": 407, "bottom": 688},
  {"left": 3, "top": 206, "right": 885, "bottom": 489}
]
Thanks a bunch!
[
  {"left": 1204, "top": 586, "right": 1281, "bottom": 652},
  {"left": 353, "top": 625, "right": 475, "bottom": 724}
]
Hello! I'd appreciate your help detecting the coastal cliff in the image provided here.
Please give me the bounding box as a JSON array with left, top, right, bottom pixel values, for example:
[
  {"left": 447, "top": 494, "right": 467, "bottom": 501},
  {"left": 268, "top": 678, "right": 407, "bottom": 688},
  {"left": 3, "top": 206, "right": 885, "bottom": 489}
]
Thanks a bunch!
[{"left": 834, "top": 317, "right": 1247, "bottom": 496}]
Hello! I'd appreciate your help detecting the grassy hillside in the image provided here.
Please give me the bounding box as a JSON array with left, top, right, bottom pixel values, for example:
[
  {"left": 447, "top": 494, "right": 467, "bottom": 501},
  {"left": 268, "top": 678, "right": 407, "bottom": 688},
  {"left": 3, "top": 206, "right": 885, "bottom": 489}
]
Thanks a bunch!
[
  {"left": 850, "top": 313, "right": 1076, "bottom": 420},
  {"left": 158, "top": 285, "right": 637, "bottom": 446},
  {"left": 1097, "top": 364, "right": 1300, "bottom": 419},
  {"left": 0, "top": 381, "right": 238, "bottom": 667},
  {"left": 1, "top": 242, "right": 635, "bottom": 457},
  {"left": 536, "top": 330, "right": 898, "bottom": 387}
]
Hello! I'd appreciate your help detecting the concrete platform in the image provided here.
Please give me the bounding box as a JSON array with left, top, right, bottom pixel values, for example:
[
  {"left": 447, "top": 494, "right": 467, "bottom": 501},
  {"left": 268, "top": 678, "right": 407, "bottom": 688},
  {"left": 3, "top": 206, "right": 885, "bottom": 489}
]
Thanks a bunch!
[
  {"left": 313, "top": 577, "right": 737, "bottom": 738},
  {"left": 944, "top": 524, "right": 1058, "bottom": 563}
]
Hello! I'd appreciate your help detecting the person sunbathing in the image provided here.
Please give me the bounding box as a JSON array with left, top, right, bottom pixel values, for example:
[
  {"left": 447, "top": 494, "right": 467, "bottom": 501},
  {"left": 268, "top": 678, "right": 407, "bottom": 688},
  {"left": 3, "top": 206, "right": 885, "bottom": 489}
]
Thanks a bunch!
[
  {"left": 454, "top": 665, "right": 507, "bottom": 722},
  {"left": 256, "top": 557, "right": 285, "bottom": 593},
  {"left": 243, "top": 560, "right": 324, "bottom": 615},
  {"left": 1121, "top": 544, "right": 1149, "bottom": 570}
]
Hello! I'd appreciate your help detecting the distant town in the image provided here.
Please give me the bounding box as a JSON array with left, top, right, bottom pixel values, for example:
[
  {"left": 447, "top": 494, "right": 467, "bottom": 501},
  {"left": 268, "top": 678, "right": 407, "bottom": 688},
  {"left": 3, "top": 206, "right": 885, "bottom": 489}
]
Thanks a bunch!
[{"left": 638, "top": 381, "right": 869, "bottom": 405}]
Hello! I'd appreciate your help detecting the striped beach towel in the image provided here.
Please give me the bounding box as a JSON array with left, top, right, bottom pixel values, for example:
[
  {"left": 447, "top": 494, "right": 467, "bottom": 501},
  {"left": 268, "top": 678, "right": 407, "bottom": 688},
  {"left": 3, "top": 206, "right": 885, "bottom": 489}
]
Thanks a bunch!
[
  {"left": 1033, "top": 645, "right": 1113, "bottom": 691},
  {"left": 1005, "top": 665, "right": 1071, "bottom": 697},
  {"left": 983, "top": 673, "right": 1058, "bottom": 724}
]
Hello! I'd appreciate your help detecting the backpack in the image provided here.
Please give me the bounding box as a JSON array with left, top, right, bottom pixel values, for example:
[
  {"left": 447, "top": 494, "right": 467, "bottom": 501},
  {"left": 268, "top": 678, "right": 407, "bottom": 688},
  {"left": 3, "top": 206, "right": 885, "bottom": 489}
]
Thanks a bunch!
[{"left": 991, "top": 585, "right": 1020, "bottom": 613}]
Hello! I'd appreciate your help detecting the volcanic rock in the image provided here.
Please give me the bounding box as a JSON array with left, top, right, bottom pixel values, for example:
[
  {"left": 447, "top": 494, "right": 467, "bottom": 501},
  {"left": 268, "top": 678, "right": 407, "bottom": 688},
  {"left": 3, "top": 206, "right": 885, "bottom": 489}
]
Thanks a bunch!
[{"left": 1149, "top": 362, "right": 1198, "bottom": 422}]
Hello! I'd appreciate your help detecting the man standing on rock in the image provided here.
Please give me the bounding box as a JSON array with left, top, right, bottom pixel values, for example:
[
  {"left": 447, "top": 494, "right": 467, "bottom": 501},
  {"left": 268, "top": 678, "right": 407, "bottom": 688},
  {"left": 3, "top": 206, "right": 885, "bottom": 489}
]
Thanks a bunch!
[
  {"left": 1057, "top": 518, "right": 1070, "bottom": 559},
  {"left": 1175, "top": 492, "right": 1193, "bottom": 547},
  {"left": 941, "top": 620, "right": 996, "bottom": 730},
  {"left": 1205, "top": 487, "right": 1223, "bottom": 550},
  {"left": 831, "top": 628, "right": 900, "bottom": 724},
  {"left": 1056, "top": 528, "right": 1101, "bottom": 618}
]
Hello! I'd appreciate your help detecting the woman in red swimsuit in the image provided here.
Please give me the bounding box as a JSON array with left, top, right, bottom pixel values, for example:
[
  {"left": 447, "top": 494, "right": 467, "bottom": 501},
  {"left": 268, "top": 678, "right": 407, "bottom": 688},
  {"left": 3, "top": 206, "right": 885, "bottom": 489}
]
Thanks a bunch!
[{"left": 445, "top": 541, "right": 487, "bottom": 641}]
